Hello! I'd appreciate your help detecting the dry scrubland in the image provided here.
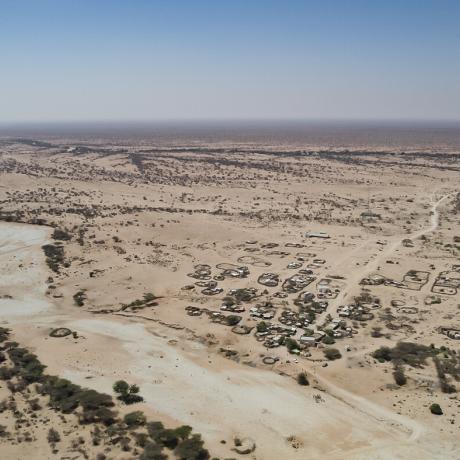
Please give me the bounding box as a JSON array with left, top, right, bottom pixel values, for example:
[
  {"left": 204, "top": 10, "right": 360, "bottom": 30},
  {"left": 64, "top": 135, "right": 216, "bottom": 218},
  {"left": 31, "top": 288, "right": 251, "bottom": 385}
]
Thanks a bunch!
[{"left": 0, "top": 137, "right": 459, "bottom": 459}]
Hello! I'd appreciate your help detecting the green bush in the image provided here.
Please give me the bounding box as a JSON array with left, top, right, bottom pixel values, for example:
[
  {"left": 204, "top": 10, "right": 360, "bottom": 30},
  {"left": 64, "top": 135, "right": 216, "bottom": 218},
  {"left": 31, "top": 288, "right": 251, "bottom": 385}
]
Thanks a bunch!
[
  {"left": 158, "top": 429, "right": 180, "bottom": 449},
  {"left": 324, "top": 348, "right": 342, "bottom": 360},
  {"left": 256, "top": 321, "right": 268, "bottom": 333},
  {"left": 0, "top": 366, "right": 15, "bottom": 381},
  {"left": 0, "top": 327, "right": 10, "bottom": 343},
  {"left": 174, "top": 425, "right": 193, "bottom": 440},
  {"left": 113, "top": 380, "right": 144, "bottom": 404},
  {"left": 52, "top": 228, "right": 71, "bottom": 241},
  {"left": 135, "top": 433, "right": 150, "bottom": 447},
  {"left": 372, "top": 346, "right": 392, "bottom": 362},
  {"left": 42, "top": 244, "right": 65, "bottom": 272},
  {"left": 80, "top": 406, "right": 117, "bottom": 426},
  {"left": 124, "top": 411, "right": 147, "bottom": 427},
  {"left": 174, "top": 434, "right": 210, "bottom": 460},
  {"left": 8, "top": 347, "right": 45, "bottom": 383},
  {"left": 147, "top": 421, "right": 165, "bottom": 440},
  {"left": 113, "top": 380, "right": 129, "bottom": 395},
  {"left": 73, "top": 290, "right": 86, "bottom": 307},
  {"left": 297, "top": 372, "right": 309, "bottom": 386},
  {"left": 0, "top": 340, "right": 211, "bottom": 457},
  {"left": 430, "top": 403, "right": 443, "bottom": 415},
  {"left": 140, "top": 442, "right": 167, "bottom": 460},
  {"left": 79, "top": 389, "right": 114, "bottom": 411},
  {"left": 47, "top": 428, "right": 61, "bottom": 444},
  {"left": 285, "top": 338, "right": 300, "bottom": 353},
  {"left": 393, "top": 368, "right": 407, "bottom": 386},
  {"left": 322, "top": 335, "right": 335, "bottom": 345},
  {"left": 225, "top": 315, "right": 241, "bottom": 326},
  {"left": 373, "top": 342, "right": 437, "bottom": 367}
]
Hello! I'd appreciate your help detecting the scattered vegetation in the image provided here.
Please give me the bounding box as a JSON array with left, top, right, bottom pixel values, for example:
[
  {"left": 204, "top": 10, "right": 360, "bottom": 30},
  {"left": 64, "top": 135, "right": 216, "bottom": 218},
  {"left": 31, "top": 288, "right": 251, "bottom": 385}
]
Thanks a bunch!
[
  {"left": 256, "top": 321, "right": 269, "bottom": 333},
  {"left": 430, "top": 403, "right": 443, "bottom": 415},
  {"left": 73, "top": 290, "right": 86, "bottom": 307},
  {"left": 392, "top": 363, "right": 407, "bottom": 386},
  {"left": 322, "top": 335, "right": 335, "bottom": 345},
  {"left": 0, "top": 327, "right": 211, "bottom": 459},
  {"left": 47, "top": 427, "right": 61, "bottom": 444},
  {"left": 372, "top": 342, "right": 438, "bottom": 367},
  {"left": 285, "top": 338, "right": 300, "bottom": 353},
  {"left": 224, "top": 315, "right": 241, "bottom": 326},
  {"left": 124, "top": 411, "right": 147, "bottom": 427},
  {"left": 52, "top": 228, "right": 71, "bottom": 241},
  {"left": 113, "top": 380, "right": 144, "bottom": 404},
  {"left": 297, "top": 372, "right": 309, "bottom": 386},
  {"left": 42, "top": 243, "right": 65, "bottom": 272},
  {"left": 323, "top": 348, "right": 342, "bottom": 360}
]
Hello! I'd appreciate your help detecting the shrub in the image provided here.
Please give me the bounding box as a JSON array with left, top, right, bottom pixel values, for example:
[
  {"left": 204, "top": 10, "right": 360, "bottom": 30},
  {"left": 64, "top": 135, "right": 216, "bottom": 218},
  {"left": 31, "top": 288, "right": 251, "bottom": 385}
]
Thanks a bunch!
[
  {"left": 0, "top": 367, "right": 15, "bottom": 381},
  {"left": 256, "top": 321, "right": 268, "bottom": 333},
  {"left": 0, "top": 424, "right": 9, "bottom": 438},
  {"left": 174, "top": 425, "right": 193, "bottom": 440},
  {"left": 324, "top": 348, "right": 342, "bottom": 360},
  {"left": 52, "top": 228, "right": 71, "bottom": 241},
  {"left": 222, "top": 296, "right": 235, "bottom": 307},
  {"left": 371, "top": 327, "right": 383, "bottom": 338},
  {"left": 158, "top": 429, "right": 180, "bottom": 449},
  {"left": 372, "top": 346, "right": 392, "bottom": 363},
  {"left": 174, "top": 434, "right": 210, "bottom": 460},
  {"left": 147, "top": 421, "right": 165, "bottom": 440},
  {"left": 225, "top": 315, "right": 241, "bottom": 326},
  {"left": 322, "top": 335, "right": 335, "bottom": 345},
  {"left": 430, "top": 403, "right": 443, "bottom": 415},
  {"left": 40, "top": 377, "right": 80, "bottom": 413},
  {"left": 140, "top": 442, "right": 167, "bottom": 460},
  {"left": 124, "top": 411, "right": 147, "bottom": 427},
  {"left": 233, "top": 289, "right": 253, "bottom": 302},
  {"left": 285, "top": 338, "right": 300, "bottom": 353},
  {"left": 297, "top": 372, "right": 309, "bottom": 386},
  {"left": 8, "top": 347, "right": 45, "bottom": 383},
  {"left": 73, "top": 291, "right": 86, "bottom": 307},
  {"left": 47, "top": 428, "right": 61, "bottom": 444},
  {"left": 0, "top": 327, "right": 10, "bottom": 343},
  {"left": 113, "top": 380, "right": 129, "bottom": 395},
  {"left": 79, "top": 389, "right": 114, "bottom": 411},
  {"left": 113, "top": 380, "right": 144, "bottom": 404},
  {"left": 135, "top": 433, "right": 150, "bottom": 447},
  {"left": 42, "top": 244, "right": 65, "bottom": 272},
  {"left": 393, "top": 368, "right": 407, "bottom": 386},
  {"left": 81, "top": 406, "right": 117, "bottom": 426},
  {"left": 29, "top": 398, "right": 41, "bottom": 411},
  {"left": 440, "top": 381, "right": 457, "bottom": 394},
  {"left": 373, "top": 342, "right": 437, "bottom": 367},
  {"left": 143, "top": 293, "right": 157, "bottom": 302}
]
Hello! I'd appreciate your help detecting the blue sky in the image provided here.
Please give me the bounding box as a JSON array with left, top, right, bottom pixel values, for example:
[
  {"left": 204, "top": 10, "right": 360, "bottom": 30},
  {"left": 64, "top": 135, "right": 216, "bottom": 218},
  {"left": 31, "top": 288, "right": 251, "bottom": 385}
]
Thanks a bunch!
[{"left": 1, "top": 0, "right": 459, "bottom": 121}]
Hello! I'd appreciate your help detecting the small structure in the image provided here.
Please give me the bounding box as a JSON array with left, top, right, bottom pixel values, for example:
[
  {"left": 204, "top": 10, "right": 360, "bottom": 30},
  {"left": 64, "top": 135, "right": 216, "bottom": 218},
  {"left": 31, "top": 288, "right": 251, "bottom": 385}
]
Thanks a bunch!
[
  {"left": 360, "top": 211, "right": 381, "bottom": 221},
  {"left": 305, "top": 231, "right": 330, "bottom": 239}
]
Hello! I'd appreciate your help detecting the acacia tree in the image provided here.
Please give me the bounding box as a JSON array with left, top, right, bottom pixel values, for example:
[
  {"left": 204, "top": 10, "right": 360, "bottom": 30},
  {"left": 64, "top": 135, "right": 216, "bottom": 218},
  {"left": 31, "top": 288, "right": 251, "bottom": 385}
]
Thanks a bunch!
[{"left": 113, "top": 380, "right": 144, "bottom": 404}]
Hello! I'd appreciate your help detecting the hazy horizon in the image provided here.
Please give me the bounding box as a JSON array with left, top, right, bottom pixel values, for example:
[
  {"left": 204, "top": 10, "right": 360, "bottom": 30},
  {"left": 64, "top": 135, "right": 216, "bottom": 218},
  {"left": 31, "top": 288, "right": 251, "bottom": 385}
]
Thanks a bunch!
[{"left": 2, "top": 119, "right": 460, "bottom": 150}]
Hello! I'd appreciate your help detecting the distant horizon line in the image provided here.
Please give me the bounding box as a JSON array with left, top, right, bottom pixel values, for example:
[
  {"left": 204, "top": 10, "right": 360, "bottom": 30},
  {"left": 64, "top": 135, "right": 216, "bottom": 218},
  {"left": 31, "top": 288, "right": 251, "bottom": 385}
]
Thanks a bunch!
[{"left": 1, "top": 118, "right": 460, "bottom": 127}]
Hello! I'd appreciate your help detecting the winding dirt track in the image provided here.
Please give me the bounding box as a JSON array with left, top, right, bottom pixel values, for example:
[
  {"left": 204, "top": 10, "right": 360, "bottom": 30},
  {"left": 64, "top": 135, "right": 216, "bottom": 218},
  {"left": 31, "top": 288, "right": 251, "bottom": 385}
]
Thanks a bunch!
[{"left": 330, "top": 193, "right": 451, "bottom": 311}]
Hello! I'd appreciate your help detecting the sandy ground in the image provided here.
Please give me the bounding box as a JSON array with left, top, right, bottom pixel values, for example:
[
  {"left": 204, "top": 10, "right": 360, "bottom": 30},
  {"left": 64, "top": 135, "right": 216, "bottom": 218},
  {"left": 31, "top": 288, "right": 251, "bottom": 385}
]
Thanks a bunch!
[
  {"left": 0, "top": 220, "right": 457, "bottom": 459},
  {"left": 0, "top": 140, "right": 459, "bottom": 459}
]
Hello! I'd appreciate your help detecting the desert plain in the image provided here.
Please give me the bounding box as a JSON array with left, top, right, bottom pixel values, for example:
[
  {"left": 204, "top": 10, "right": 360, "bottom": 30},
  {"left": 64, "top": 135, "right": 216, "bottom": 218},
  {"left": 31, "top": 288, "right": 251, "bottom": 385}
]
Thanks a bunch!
[{"left": 0, "top": 133, "right": 459, "bottom": 459}]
